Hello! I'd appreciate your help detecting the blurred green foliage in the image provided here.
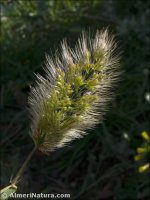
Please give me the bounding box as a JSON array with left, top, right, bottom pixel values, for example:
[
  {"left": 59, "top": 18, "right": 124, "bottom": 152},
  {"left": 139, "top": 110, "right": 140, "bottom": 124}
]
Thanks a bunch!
[{"left": 0, "top": 0, "right": 150, "bottom": 199}]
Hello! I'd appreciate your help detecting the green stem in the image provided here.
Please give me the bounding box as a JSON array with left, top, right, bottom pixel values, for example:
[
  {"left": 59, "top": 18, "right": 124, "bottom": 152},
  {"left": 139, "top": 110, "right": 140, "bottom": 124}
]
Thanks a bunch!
[{"left": 11, "top": 146, "right": 37, "bottom": 185}]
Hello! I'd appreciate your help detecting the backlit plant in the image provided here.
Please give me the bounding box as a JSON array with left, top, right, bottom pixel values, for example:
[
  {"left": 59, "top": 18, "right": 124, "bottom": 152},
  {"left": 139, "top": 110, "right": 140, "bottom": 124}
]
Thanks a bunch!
[{"left": 0, "top": 28, "right": 121, "bottom": 199}]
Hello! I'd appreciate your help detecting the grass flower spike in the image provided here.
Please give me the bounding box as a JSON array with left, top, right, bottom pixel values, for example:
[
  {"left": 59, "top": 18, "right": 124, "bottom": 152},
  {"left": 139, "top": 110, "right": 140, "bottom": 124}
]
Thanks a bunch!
[
  {"left": 29, "top": 29, "right": 120, "bottom": 154},
  {"left": 0, "top": 28, "right": 121, "bottom": 199}
]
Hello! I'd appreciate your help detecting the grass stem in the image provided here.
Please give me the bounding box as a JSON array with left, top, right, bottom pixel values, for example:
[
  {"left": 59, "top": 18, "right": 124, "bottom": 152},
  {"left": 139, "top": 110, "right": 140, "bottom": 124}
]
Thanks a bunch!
[{"left": 10, "top": 146, "right": 37, "bottom": 185}]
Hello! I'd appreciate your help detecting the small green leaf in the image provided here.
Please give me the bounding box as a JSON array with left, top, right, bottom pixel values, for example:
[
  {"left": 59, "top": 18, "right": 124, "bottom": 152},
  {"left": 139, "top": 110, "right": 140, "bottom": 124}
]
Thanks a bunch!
[{"left": 0, "top": 185, "right": 17, "bottom": 200}]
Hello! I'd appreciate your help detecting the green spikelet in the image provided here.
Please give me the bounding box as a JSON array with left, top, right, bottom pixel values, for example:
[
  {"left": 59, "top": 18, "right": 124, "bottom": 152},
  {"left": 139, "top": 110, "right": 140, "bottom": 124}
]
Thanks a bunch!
[{"left": 29, "top": 29, "right": 121, "bottom": 154}]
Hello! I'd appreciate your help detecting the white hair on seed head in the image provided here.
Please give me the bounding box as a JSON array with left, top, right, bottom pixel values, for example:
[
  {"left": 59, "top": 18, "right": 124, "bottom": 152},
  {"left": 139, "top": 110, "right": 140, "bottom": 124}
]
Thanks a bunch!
[{"left": 28, "top": 28, "right": 121, "bottom": 154}]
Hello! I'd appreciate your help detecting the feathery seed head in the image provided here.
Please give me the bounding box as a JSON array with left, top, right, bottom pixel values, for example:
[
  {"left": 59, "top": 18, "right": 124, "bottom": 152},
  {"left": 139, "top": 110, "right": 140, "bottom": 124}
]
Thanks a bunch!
[{"left": 29, "top": 29, "right": 121, "bottom": 154}]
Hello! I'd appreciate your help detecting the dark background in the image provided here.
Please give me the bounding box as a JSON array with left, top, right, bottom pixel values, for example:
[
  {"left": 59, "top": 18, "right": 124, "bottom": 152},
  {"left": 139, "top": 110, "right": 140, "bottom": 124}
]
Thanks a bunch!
[{"left": 0, "top": 0, "right": 150, "bottom": 199}]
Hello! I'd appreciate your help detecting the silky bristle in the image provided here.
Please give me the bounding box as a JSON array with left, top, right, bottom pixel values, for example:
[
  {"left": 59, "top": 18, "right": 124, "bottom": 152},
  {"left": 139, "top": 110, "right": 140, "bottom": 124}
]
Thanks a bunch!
[{"left": 28, "top": 28, "right": 121, "bottom": 154}]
